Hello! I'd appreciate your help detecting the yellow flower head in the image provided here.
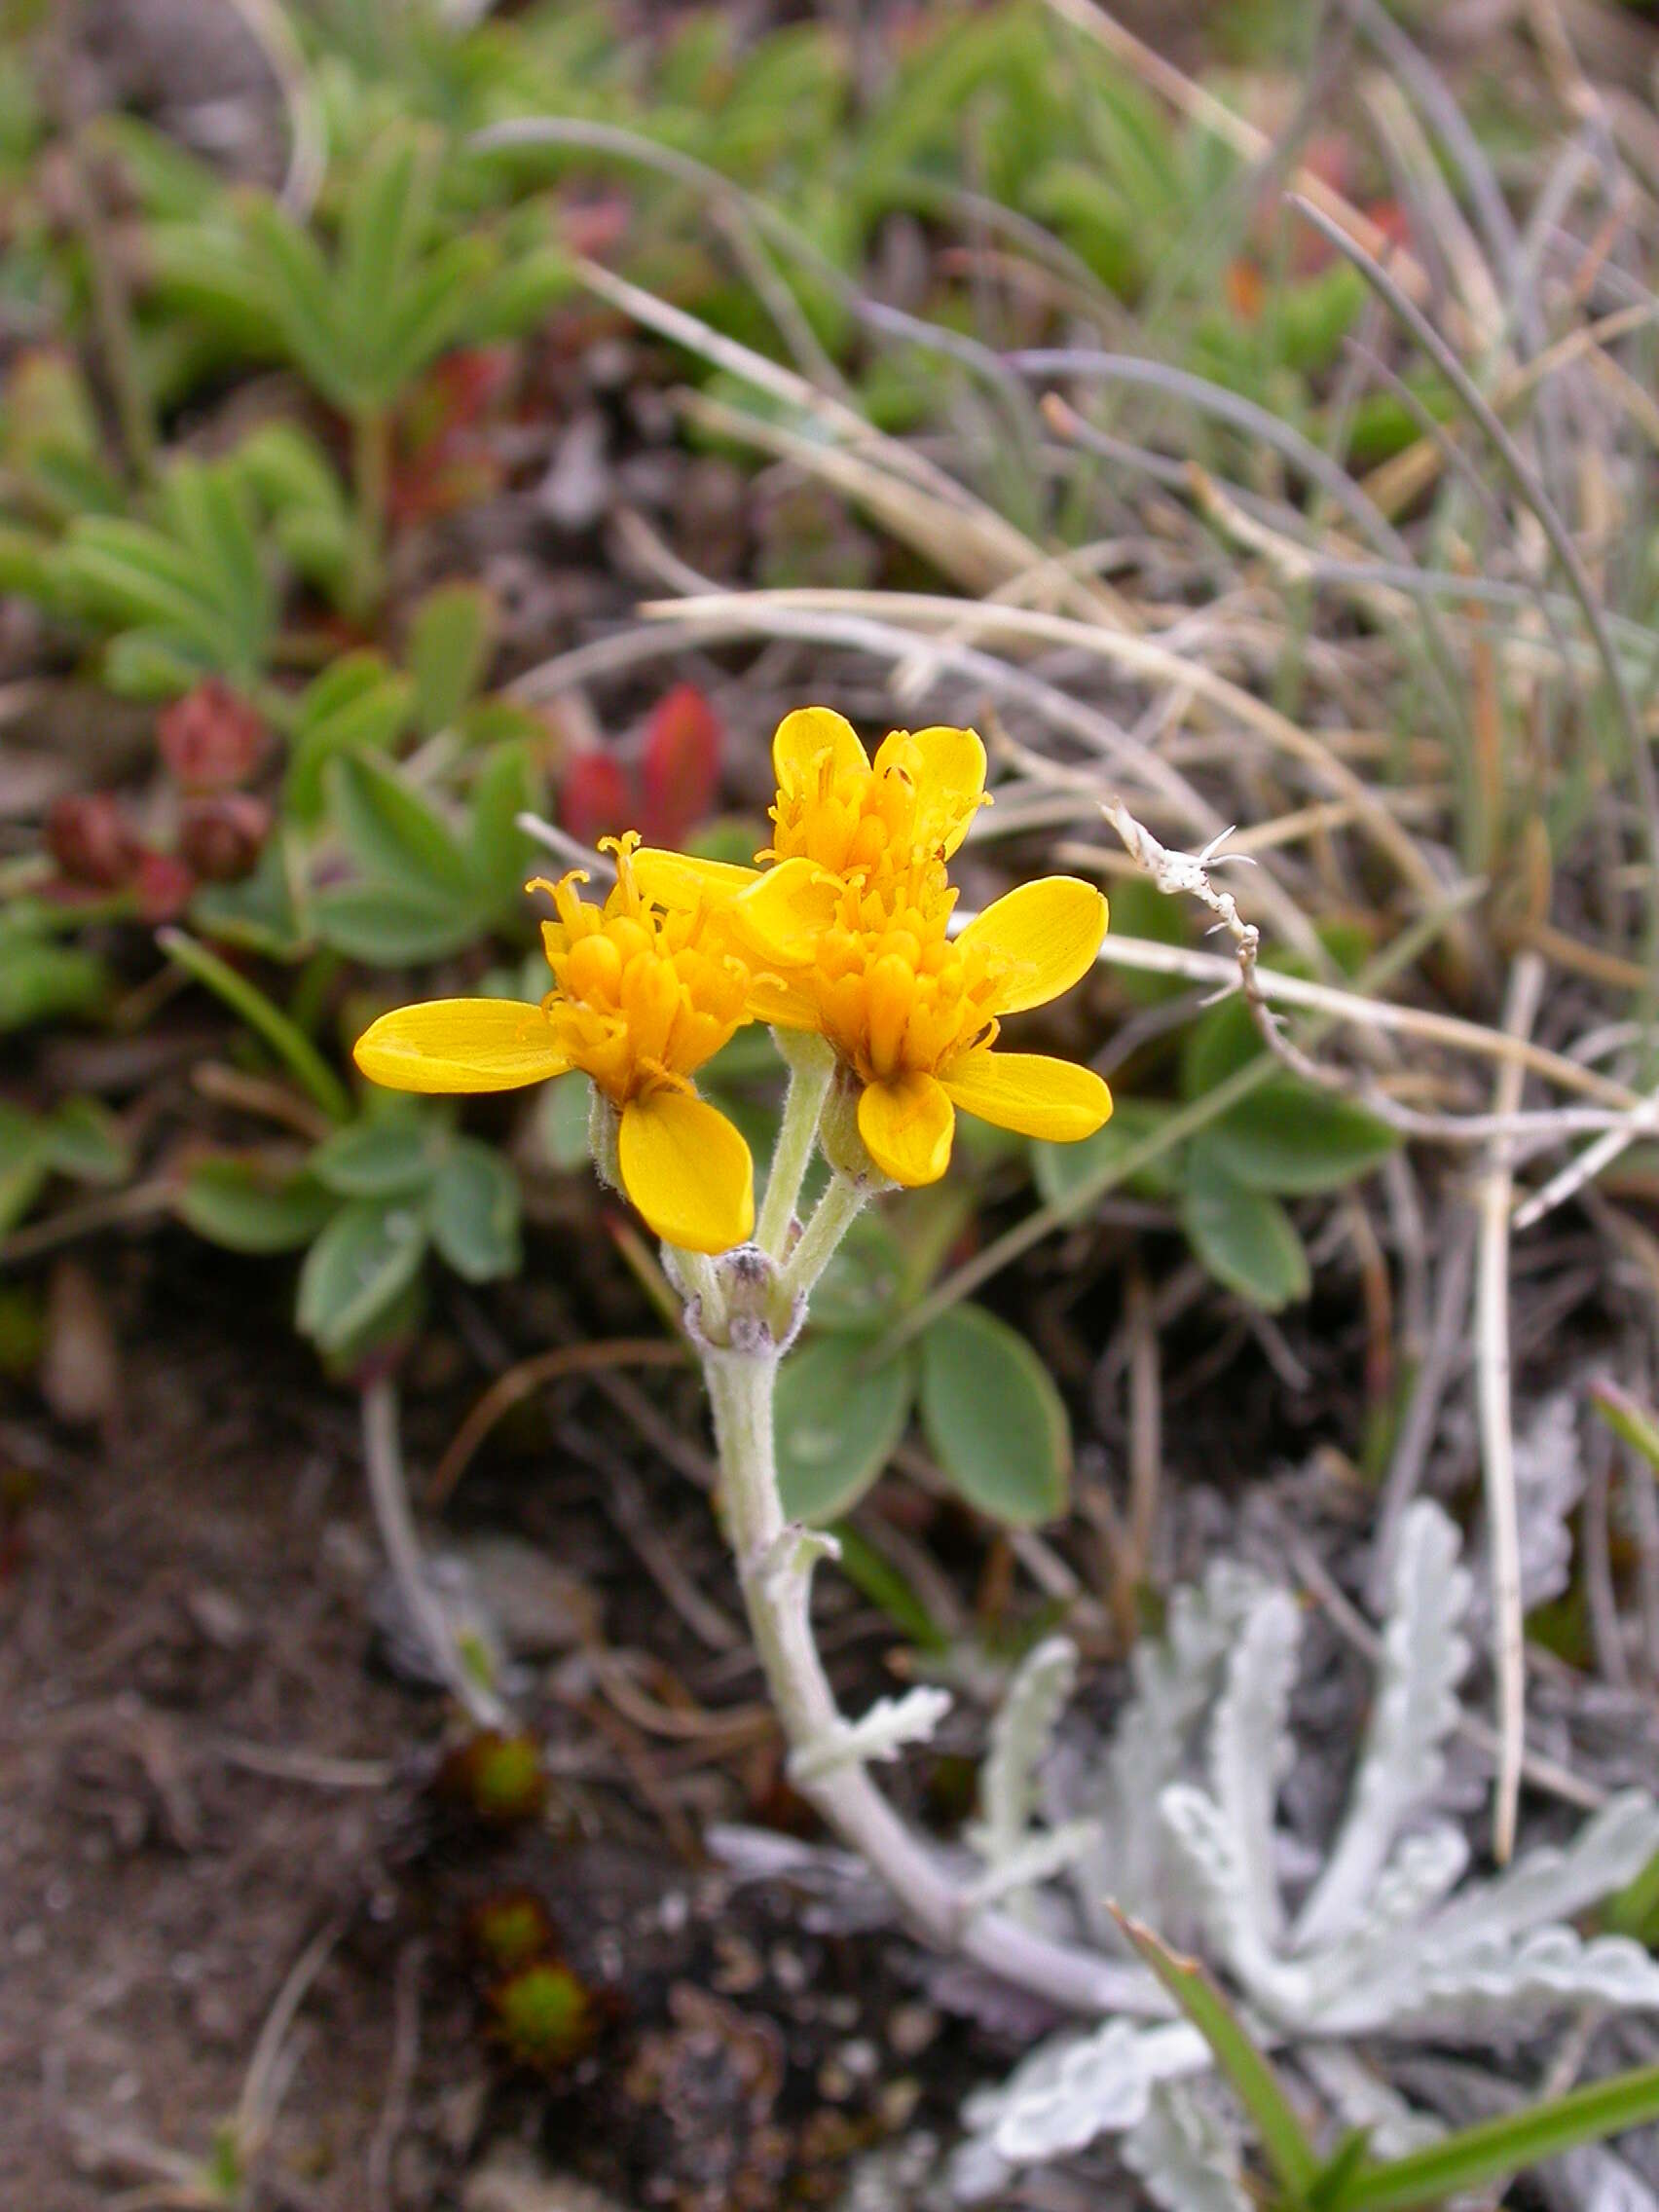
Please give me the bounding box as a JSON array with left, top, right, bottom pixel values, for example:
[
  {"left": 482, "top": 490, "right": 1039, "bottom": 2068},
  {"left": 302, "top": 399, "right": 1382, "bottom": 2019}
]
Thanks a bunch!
[
  {"left": 754, "top": 865, "right": 1113, "bottom": 1187},
  {"left": 632, "top": 707, "right": 987, "bottom": 965},
  {"left": 352, "top": 836, "right": 756, "bottom": 1254},
  {"left": 629, "top": 705, "right": 1111, "bottom": 1186}
]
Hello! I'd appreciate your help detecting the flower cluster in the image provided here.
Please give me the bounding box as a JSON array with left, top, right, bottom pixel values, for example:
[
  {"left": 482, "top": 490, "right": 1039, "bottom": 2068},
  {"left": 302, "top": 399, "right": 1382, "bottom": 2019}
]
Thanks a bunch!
[{"left": 353, "top": 709, "right": 1112, "bottom": 1251}]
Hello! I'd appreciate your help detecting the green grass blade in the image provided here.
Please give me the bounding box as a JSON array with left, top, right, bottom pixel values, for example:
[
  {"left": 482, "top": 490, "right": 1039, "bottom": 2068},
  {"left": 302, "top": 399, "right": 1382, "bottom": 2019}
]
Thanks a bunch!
[
  {"left": 158, "top": 928, "right": 351, "bottom": 1124},
  {"left": 1112, "top": 1910, "right": 1320, "bottom": 2203},
  {"left": 1339, "top": 2063, "right": 1659, "bottom": 2212}
]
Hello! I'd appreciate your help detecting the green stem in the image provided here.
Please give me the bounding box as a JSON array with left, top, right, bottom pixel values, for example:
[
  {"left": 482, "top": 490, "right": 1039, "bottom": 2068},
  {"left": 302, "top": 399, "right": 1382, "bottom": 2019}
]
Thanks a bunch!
[
  {"left": 350, "top": 406, "right": 390, "bottom": 612},
  {"left": 781, "top": 1171, "right": 867, "bottom": 1302},
  {"left": 756, "top": 1032, "right": 834, "bottom": 1257}
]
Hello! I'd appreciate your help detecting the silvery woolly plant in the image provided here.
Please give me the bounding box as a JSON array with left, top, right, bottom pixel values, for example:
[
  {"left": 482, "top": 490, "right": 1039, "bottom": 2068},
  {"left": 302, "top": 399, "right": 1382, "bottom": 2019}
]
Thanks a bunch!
[{"left": 950, "top": 1498, "right": 1659, "bottom": 2206}]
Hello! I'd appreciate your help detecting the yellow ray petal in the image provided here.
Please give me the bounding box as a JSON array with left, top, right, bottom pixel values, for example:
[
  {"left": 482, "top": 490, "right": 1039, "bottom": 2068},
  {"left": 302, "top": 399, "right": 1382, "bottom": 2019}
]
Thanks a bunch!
[
  {"left": 617, "top": 1088, "right": 755, "bottom": 1254},
  {"left": 631, "top": 845, "right": 759, "bottom": 912},
  {"left": 857, "top": 1071, "right": 955, "bottom": 1187},
  {"left": 353, "top": 999, "right": 570, "bottom": 1093},
  {"left": 874, "top": 723, "right": 986, "bottom": 858},
  {"left": 745, "top": 969, "right": 824, "bottom": 1031},
  {"left": 958, "top": 876, "right": 1108, "bottom": 1015},
  {"left": 732, "top": 857, "right": 841, "bottom": 965},
  {"left": 772, "top": 706, "right": 867, "bottom": 796},
  {"left": 940, "top": 1047, "right": 1112, "bottom": 1142}
]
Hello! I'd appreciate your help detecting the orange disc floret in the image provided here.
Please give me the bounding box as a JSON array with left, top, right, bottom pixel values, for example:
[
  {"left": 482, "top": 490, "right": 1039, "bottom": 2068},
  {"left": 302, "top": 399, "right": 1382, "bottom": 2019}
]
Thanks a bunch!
[
  {"left": 751, "top": 868, "right": 1115, "bottom": 1190},
  {"left": 533, "top": 835, "right": 750, "bottom": 1108}
]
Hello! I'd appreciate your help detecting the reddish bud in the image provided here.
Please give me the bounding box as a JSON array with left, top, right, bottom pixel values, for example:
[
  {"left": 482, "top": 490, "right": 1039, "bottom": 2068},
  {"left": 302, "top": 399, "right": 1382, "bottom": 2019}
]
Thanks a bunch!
[
  {"left": 638, "top": 682, "right": 721, "bottom": 846},
  {"left": 132, "top": 849, "right": 196, "bottom": 922},
  {"left": 157, "top": 681, "right": 269, "bottom": 792},
  {"left": 177, "top": 793, "right": 272, "bottom": 883},
  {"left": 45, "top": 792, "right": 142, "bottom": 887},
  {"left": 559, "top": 750, "right": 635, "bottom": 846}
]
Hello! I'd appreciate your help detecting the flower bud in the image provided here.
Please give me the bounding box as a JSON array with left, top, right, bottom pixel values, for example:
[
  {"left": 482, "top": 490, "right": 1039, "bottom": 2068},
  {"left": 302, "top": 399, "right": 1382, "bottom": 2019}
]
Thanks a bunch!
[
  {"left": 177, "top": 793, "right": 272, "bottom": 882},
  {"left": 45, "top": 792, "right": 141, "bottom": 887},
  {"left": 157, "top": 680, "right": 268, "bottom": 791}
]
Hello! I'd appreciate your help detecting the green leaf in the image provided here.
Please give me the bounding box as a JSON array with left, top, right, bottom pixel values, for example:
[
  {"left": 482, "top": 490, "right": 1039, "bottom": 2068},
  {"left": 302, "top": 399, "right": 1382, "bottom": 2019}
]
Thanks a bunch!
[
  {"left": 0, "top": 1156, "right": 50, "bottom": 1237},
  {"left": 160, "top": 460, "right": 272, "bottom": 663},
  {"left": 409, "top": 581, "right": 497, "bottom": 736},
  {"left": 174, "top": 1157, "right": 337, "bottom": 1254},
  {"left": 157, "top": 928, "right": 351, "bottom": 1124},
  {"left": 1031, "top": 1098, "right": 1182, "bottom": 1207},
  {"left": 466, "top": 741, "right": 540, "bottom": 903},
  {"left": 244, "top": 195, "right": 351, "bottom": 410},
  {"left": 0, "top": 1104, "right": 44, "bottom": 1174},
  {"left": 285, "top": 653, "right": 415, "bottom": 820},
  {"left": 1180, "top": 992, "right": 1263, "bottom": 1098},
  {"left": 775, "top": 1334, "right": 915, "bottom": 1523},
  {"left": 0, "top": 941, "right": 111, "bottom": 1031},
  {"left": 327, "top": 751, "right": 475, "bottom": 898},
  {"left": 810, "top": 1209, "right": 908, "bottom": 1332},
  {"left": 340, "top": 126, "right": 435, "bottom": 358},
  {"left": 103, "top": 627, "right": 212, "bottom": 698},
  {"left": 830, "top": 1523, "right": 950, "bottom": 1653},
  {"left": 1207, "top": 1080, "right": 1398, "bottom": 1196},
  {"left": 427, "top": 1139, "right": 522, "bottom": 1282},
  {"left": 1181, "top": 1137, "right": 1310, "bottom": 1310},
  {"left": 311, "top": 881, "right": 484, "bottom": 965},
  {"left": 42, "top": 1098, "right": 131, "bottom": 1185},
  {"left": 374, "top": 235, "right": 498, "bottom": 396},
  {"left": 1114, "top": 1910, "right": 1321, "bottom": 2204},
  {"left": 311, "top": 1112, "right": 450, "bottom": 1198},
  {"left": 191, "top": 838, "right": 308, "bottom": 960},
  {"left": 1339, "top": 2062, "right": 1659, "bottom": 2212},
  {"left": 297, "top": 1194, "right": 427, "bottom": 1352},
  {"left": 918, "top": 1304, "right": 1069, "bottom": 1526},
  {"left": 1102, "top": 874, "right": 1192, "bottom": 1006}
]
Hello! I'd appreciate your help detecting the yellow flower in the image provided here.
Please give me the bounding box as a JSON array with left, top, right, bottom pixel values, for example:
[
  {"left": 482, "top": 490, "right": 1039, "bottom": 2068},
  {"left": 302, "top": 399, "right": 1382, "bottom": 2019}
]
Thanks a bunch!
[
  {"left": 748, "top": 862, "right": 1113, "bottom": 1186},
  {"left": 352, "top": 836, "right": 756, "bottom": 1254},
  {"left": 633, "top": 706, "right": 988, "bottom": 964}
]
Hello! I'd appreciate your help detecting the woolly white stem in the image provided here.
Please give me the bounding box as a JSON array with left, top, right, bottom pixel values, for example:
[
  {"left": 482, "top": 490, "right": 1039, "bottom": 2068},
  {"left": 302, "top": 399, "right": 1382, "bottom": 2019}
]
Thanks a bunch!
[
  {"left": 703, "top": 1328, "right": 1166, "bottom": 2018},
  {"left": 757, "top": 1033, "right": 835, "bottom": 1257}
]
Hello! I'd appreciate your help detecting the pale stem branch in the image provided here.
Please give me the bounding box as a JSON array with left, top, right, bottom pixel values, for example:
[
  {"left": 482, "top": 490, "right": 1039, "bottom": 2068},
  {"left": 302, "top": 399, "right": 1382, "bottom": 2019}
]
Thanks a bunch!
[
  {"left": 360, "top": 1377, "right": 507, "bottom": 1733},
  {"left": 757, "top": 1034, "right": 836, "bottom": 1258},
  {"left": 1477, "top": 951, "right": 1546, "bottom": 1862},
  {"left": 781, "top": 1171, "right": 869, "bottom": 1301},
  {"left": 704, "top": 1341, "right": 1163, "bottom": 2017}
]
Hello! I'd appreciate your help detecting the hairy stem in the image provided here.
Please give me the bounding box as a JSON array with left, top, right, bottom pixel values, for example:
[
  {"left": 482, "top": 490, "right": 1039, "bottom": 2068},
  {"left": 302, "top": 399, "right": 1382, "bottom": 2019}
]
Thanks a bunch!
[
  {"left": 781, "top": 1170, "right": 868, "bottom": 1301},
  {"left": 756, "top": 1033, "right": 835, "bottom": 1257},
  {"left": 703, "top": 1324, "right": 1165, "bottom": 2019},
  {"left": 361, "top": 1376, "right": 506, "bottom": 1732}
]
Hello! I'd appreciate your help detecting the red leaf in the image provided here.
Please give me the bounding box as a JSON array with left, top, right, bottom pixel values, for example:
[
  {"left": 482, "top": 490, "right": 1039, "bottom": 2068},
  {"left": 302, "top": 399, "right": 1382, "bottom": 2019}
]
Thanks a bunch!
[
  {"left": 638, "top": 683, "right": 721, "bottom": 846},
  {"left": 559, "top": 751, "right": 635, "bottom": 846}
]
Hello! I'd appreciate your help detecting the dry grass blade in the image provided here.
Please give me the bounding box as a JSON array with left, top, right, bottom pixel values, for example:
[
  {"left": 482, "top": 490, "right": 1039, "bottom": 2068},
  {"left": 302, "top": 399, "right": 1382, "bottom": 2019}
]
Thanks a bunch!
[
  {"left": 1479, "top": 953, "right": 1546, "bottom": 1862},
  {"left": 1291, "top": 194, "right": 1658, "bottom": 871}
]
